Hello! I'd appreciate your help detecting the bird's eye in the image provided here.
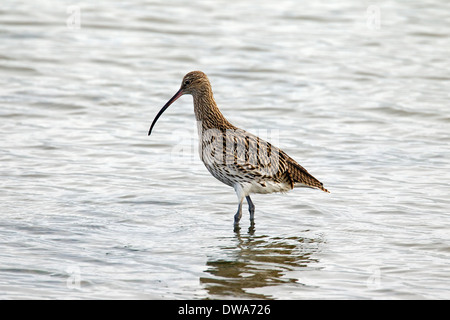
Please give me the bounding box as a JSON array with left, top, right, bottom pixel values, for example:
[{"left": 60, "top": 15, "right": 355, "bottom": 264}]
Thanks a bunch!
[{"left": 184, "top": 80, "right": 191, "bottom": 86}]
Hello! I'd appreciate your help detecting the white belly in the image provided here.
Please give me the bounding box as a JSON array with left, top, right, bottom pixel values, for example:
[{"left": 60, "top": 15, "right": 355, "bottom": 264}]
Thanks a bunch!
[{"left": 241, "top": 179, "right": 292, "bottom": 195}]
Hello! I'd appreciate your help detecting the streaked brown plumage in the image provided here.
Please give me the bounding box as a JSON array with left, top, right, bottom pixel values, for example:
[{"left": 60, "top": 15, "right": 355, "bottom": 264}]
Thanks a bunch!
[{"left": 149, "top": 71, "right": 329, "bottom": 227}]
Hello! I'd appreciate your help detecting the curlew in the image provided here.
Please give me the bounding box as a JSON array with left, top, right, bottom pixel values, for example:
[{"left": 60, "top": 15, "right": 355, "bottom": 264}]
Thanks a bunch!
[{"left": 148, "top": 71, "right": 329, "bottom": 228}]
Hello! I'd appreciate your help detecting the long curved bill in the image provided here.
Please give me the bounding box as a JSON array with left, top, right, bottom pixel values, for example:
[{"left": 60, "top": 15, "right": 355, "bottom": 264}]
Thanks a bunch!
[{"left": 148, "top": 88, "right": 184, "bottom": 136}]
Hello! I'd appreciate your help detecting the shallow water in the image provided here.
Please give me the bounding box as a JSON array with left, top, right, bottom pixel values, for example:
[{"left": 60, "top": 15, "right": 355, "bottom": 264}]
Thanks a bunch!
[{"left": 1, "top": 0, "right": 450, "bottom": 299}]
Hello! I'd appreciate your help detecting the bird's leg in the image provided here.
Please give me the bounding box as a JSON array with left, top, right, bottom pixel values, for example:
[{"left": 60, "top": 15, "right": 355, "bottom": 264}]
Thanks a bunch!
[
  {"left": 233, "top": 184, "right": 245, "bottom": 229},
  {"left": 246, "top": 196, "right": 255, "bottom": 221},
  {"left": 234, "top": 201, "right": 243, "bottom": 226}
]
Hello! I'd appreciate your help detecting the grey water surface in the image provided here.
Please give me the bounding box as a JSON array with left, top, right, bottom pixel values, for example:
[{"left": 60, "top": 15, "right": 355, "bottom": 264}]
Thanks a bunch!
[{"left": 1, "top": 0, "right": 450, "bottom": 299}]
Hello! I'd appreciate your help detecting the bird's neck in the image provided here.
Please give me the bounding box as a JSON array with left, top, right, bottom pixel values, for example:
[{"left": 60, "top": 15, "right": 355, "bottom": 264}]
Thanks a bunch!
[{"left": 192, "top": 88, "right": 235, "bottom": 131}]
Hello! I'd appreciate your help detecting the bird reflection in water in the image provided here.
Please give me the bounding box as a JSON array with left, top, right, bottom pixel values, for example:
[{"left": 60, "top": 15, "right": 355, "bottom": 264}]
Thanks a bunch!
[{"left": 200, "top": 226, "right": 323, "bottom": 299}]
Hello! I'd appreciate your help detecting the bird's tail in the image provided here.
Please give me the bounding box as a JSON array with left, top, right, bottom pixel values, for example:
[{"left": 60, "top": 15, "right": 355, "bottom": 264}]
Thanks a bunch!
[{"left": 287, "top": 158, "right": 330, "bottom": 193}]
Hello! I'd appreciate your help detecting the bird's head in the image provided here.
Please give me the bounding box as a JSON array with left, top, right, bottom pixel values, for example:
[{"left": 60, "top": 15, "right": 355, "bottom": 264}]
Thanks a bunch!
[{"left": 148, "top": 71, "right": 211, "bottom": 136}]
